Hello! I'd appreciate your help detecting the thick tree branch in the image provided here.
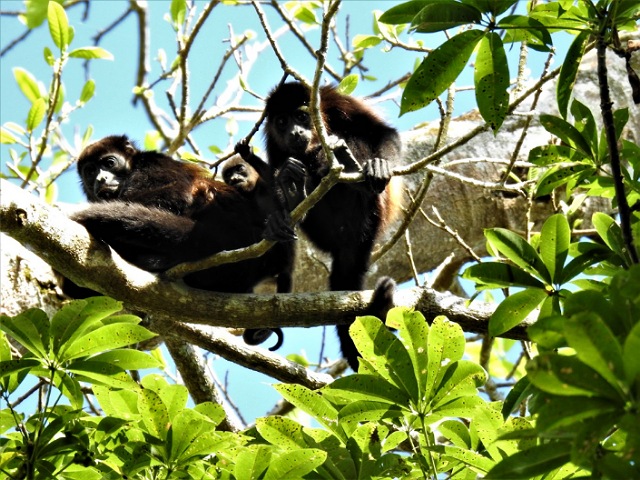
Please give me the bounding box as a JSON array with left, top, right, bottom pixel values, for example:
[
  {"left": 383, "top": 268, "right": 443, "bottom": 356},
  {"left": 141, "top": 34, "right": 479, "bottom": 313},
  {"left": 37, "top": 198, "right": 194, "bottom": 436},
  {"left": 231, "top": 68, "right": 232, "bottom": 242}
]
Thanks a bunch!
[{"left": 0, "top": 179, "right": 528, "bottom": 338}]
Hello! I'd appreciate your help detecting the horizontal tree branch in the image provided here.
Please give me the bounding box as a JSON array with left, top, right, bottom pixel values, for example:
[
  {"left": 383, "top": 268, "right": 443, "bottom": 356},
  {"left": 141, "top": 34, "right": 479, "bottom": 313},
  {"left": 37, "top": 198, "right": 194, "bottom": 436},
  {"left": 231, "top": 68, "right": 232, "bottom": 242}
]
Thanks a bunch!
[{"left": 0, "top": 179, "right": 529, "bottom": 339}]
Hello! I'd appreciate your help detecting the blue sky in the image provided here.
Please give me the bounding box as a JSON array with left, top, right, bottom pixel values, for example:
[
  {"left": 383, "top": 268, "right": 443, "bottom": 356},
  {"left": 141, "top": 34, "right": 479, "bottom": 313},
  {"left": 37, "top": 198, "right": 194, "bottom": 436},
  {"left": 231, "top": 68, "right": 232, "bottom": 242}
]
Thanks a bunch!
[{"left": 1, "top": 0, "right": 564, "bottom": 423}]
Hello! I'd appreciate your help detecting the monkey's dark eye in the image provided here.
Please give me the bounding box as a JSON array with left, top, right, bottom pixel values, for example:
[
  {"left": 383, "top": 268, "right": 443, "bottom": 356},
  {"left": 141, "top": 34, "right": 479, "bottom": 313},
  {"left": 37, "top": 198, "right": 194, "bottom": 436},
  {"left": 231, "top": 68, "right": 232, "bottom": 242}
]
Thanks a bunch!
[
  {"left": 100, "top": 155, "right": 119, "bottom": 170},
  {"left": 295, "top": 110, "right": 308, "bottom": 123}
]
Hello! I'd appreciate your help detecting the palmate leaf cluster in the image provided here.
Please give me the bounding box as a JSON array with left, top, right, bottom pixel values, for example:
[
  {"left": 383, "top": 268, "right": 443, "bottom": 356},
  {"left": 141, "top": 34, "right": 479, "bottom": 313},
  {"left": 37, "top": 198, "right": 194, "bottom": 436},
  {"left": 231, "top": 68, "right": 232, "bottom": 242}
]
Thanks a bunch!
[
  {"left": 379, "top": 0, "right": 638, "bottom": 131},
  {"left": 0, "top": 303, "right": 588, "bottom": 479}
]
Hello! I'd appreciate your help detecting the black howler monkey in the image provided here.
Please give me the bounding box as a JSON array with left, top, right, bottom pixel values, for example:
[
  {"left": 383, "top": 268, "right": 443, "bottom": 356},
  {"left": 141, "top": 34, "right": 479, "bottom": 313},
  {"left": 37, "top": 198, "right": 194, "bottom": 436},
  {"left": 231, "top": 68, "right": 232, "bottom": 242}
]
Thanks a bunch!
[
  {"left": 263, "top": 82, "right": 401, "bottom": 370},
  {"left": 221, "top": 141, "right": 306, "bottom": 350},
  {"left": 71, "top": 135, "right": 301, "bottom": 305}
]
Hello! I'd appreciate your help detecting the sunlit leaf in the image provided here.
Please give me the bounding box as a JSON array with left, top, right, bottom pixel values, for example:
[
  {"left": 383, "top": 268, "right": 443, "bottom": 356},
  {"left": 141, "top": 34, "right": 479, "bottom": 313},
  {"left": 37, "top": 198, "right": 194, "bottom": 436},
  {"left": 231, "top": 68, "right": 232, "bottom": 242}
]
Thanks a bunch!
[
  {"left": 79, "top": 79, "right": 96, "bottom": 104},
  {"left": 13, "top": 67, "right": 42, "bottom": 103},
  {"left": 26, "top": 98, "right": 47, "bottom": 132},
  {"left": 69, "top": 47, "right": 114, "bottom": 60},
  {"left": 485, "top": 228, "right": 551, "bottom": 282},
  {"left": 489, "top": 288, "right": 547, "bottom": 336},
  {"left": 48, "top": 1, "right": 70, "bottom": 51}
]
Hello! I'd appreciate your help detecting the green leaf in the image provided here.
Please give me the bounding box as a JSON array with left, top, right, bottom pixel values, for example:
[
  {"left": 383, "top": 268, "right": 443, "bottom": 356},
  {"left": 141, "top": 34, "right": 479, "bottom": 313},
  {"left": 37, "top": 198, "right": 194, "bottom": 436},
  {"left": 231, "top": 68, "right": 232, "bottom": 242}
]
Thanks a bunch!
[
  {"left": 401, "top": 30, "right": 484, "bottom": 115},
  {"left": 526, "top": 353, "right": 624, "bottom": 400},
  {"left": 86, "top": 349, "right": 160, "bottom": 370},
  {"left": 43, "top": 46, "right": 55, "bottom": 66},
  {"left": 464, "top": 0, "right": 517, "bottom": 15},
  {"left": 51, "top": 296, "right": 124, "bottom": 356},
  {"left": 256, "top": 416, "right": 309, "bottom": 450},
  {"left": 430, "top": 445, "right": 495, "bottom": 472},
  {"left": 501, "top": 376, "right": 532, "bottom": 418},
  {"left": 379, "top": 1, "right": 428, "bottom": 25},
  {"left": 48, "top": 1, "right": 71, "bottom": 52},
  {"left": 489, "top": 288, "right": 548, "bottom": 336},
  {"left": 235, "top": 446, "right": 272, "bottom": 480},
  {"left": 351, "top": 315, "right": 414, "bottom": 393},
  {"left": 26, "top": 97, "right": 47, "bottom": 132},
  {"left": 485, "top": 228, "right": 551, "bottom": 283},
  {"left": 61, "top": 324, "right": 155, "bottom": 360},
  {"left": 536, "top": 397, "right": 619, "bottom": 431},
  {"left": 593, "top": 212, "right": 633, "bottom": 266},
  {"left": 329, "top": 374, "right": 410, "bottom": 405},
  {"left": 93, "top": 386, "right": 140, "bottom": 419},
  {"left": 388, "top": 308, "right": 430, "bottom": 399},
  {"left": 13, "top": 67, "right": 42, "bottom": 103},
  {"left": 263, "top": 449, "right": 327, "bottom": 480},
  {"left": 24, "top": 0, "right": 49, "bottom": 28},
  {"left": 474, "top": 32, "right": 509, "bottom": 132},
  {"left": 528, "top": 144, "right": 589, "bottom": 166},
  {"left": 274, "top": 384, "right": 342, "bottom": 439},
  {"left": 564, "top": 312, "right": 625, "bottom": 393},
  {"left": 438, "top": 420, "right": 472, "bottom": 448},
  {"left": 79, "top": 79, "right": 96, "bottom": 104},
  {"left": 170, "top": 0, "right": 187, "bottom": 27},
  {"left": 535, "top": 163, "right": 594, "bottom": 197},
  {"left": 623, "top": 322, "right": 640, "bottom": 384},
  {"left": 68, "top": 366, "right": 139, "bottom": 390},
  {"left": 499, "top": 15, "right": 552, "bottom": 51},
  {"left": 558, "top": 245, "right": 612, "bottom": 284},
  {"left": 425, "top": 317, "right": 467, "bottom": 402},
  {"left": 168, "top": 409, "right": 209, "bottom": 462},
  {"left": 557, "top": 31, "right": 589, "bottom": 118},
  {"left": 68, "top": 47, "right": 114, "bottom": 60},
  {"left": 570, "top": 99, "right": 598, "bottom": 154},
  {"left": 337, "top": 74, "right": 358, "bottom": 95},
  {"left": 352, "top": 34, "right": 382, "bottom": 50},
  {"left": 0, "top": 309, "right": 49, "bottom": 358},
  {"left": 0, "top": 359, "right": 41, "bottom": 379},
  {"left": 411, "top": 2, "right": 482, "bottom": 33},
  {"left": 539, "top": 214, "right": 570, "bottom": 284},
  {"left": 463, "top": 262, "right": 545, "bottom": 289},
  {"left": 431, "top": 360, "right": 487, "bottom": 409},
  {"left": 0, "top": 127, "right": 19, "bottom": 144},
  {"left": 539, "top": 114, "right": 593, "bottom": 157},
  {"left": 338, "top": 400, "right": 403, "bottom": 425},
  {"left": 486, "top": 441, "right": 571, "bottom": 479},
  {"left": 138, "top": 388, "right": 169, "bottom": 440}
]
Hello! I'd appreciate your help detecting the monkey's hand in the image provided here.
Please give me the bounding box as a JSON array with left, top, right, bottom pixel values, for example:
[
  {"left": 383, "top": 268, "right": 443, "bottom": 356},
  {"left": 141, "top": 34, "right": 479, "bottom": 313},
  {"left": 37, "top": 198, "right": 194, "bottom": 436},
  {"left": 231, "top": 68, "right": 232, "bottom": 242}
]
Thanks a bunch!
[
  {"left": 234, "top": 138, "right": 252, "bottom": 160},
  {"left": 329, "top": 136, "right": 362, "bottom": 173},
  {"left": 363, "top": 157, "right": 391, "bottom": 193},
  {"left": 263, "top": 210, "right": 297, "bottom": 242},
  {"left": 277, "top": 158, "right": 307, "bottom": 210}
]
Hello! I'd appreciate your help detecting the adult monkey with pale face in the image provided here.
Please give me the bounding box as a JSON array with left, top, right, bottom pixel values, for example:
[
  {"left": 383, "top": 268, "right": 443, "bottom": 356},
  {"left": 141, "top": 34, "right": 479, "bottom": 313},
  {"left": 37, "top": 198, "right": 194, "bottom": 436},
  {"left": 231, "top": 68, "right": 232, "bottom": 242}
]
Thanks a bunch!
[{"left": 263, "top": 81, "right": 402, "bottom": 370}]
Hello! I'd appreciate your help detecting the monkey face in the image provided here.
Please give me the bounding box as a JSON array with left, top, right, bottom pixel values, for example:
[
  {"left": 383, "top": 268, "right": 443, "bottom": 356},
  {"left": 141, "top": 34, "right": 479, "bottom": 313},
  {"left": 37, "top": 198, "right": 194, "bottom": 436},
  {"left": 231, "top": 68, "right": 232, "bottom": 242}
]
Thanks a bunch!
[
  {"left": 222, "top": 159, "right": 257, "bottom": 194},
  {"left": 77, "top": 135, "right": 138, "bottom": 201},
  {"left": 79, "top": 153, "right": 129, "bottom": 201},
  {"left": 269, "top": 108, "right": 313, "bottom": 156}
]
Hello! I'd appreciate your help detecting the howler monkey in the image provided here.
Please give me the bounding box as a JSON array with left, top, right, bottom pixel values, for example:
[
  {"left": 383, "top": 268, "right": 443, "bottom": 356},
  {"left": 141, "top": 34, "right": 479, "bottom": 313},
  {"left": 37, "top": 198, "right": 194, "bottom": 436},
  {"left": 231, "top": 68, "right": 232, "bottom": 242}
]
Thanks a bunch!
[
  {"left": 222, "top": 141, "right": 307, "bottom": 349},
  {"left": 263, "top": 82, "right": 401, "bottom": 369},
  {"left": 72, "top": 135, "right": 301, "bottom": 306}
]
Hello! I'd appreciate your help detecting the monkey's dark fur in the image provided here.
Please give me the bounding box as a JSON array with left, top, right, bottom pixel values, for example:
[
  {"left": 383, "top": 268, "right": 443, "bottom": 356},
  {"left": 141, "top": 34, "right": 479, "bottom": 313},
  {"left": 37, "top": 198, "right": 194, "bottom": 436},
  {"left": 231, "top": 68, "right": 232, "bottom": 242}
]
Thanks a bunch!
[
  {"left": 71, "top": 135, "right": 300, "bottom": 299},
  {"left": 221, "top": 141, "right": 306, "bottom": 350},
  {"left": 263, "top": 82, "right": 401, "bottom": 369}
]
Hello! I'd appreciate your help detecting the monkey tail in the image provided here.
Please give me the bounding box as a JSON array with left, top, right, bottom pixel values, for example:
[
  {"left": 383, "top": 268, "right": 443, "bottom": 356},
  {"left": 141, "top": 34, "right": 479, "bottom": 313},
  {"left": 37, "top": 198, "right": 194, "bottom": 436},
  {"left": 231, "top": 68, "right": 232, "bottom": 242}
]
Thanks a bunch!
[{"left": 242, "top": 328, "right": 284, "bottom": 351}]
